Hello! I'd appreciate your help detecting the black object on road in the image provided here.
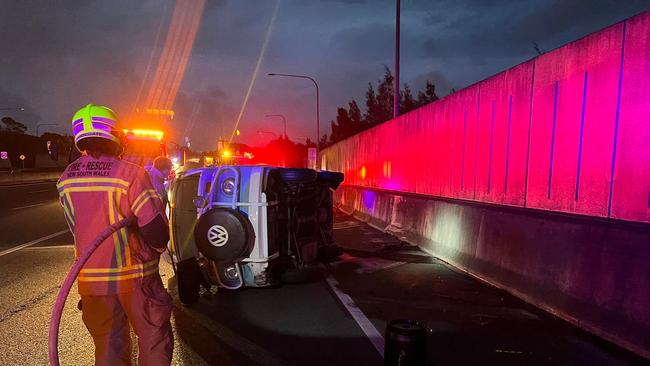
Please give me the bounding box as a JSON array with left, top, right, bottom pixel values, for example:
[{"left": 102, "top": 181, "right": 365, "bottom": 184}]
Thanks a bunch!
[{"left": 385, "top": 319, "right": 426, "bottom": 366}]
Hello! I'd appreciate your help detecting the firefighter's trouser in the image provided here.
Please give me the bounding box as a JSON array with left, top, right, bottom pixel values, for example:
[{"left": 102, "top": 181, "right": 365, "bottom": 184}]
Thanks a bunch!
[{"left": 80, "top": 277, "right": 173, "bottom": 366}]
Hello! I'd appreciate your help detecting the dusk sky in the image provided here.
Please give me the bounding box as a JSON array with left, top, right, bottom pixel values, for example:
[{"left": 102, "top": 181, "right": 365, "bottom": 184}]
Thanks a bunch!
[{"left": 1, "top": 0, "right": 649, "bottom": 150}]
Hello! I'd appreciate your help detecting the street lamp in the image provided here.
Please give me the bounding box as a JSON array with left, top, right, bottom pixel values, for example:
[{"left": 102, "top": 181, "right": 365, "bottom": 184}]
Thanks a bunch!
[
  {"left": 0, "top": 107, "right": 25, "bottom": 111},
  {"left": 267, "top": 73, "right": 320, "bottom": 151},
  {"left": 265, "top": 114, "right": 287, "bottom": 138}
]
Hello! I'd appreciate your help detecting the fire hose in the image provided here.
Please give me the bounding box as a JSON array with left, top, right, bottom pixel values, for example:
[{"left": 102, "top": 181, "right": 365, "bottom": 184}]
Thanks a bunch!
[{"left": 48, "top": 216, "right": 136, "bottom": 366}]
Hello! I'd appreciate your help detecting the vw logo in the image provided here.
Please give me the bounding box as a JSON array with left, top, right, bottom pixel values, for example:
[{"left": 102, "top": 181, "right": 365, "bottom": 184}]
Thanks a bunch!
[{"left": 207, "top": 225, "right": 229, "bottom": 247}]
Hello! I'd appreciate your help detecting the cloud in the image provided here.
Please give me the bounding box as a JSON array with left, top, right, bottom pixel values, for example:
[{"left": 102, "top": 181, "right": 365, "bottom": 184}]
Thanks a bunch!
[
  {"left": 420, "top": 0, "right": 650, "bottom": 62},
  {"left": 0, "top": 88, "right": 42, "bottom": 133},
  {"left": 0, "top": 0, "right": 167, "bottom": 132},
  {"left": 1, "top": 0, "right": 648, "bottom": 149}
]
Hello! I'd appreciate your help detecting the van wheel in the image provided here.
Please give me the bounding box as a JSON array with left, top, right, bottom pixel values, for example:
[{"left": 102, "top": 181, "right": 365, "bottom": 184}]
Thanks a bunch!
[
  {"left": 317, "top": 171, "right": 344, "bottom": 189},
  {"left": 176, "top": 258, "right": 201, "bottom": 306},
  {"left": 277, "top": 168, "right": 317, "bottom": 183}
]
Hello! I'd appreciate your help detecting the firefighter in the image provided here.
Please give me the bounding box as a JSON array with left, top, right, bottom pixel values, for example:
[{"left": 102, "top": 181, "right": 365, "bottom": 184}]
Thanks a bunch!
[
  {"left": 57, "top": 104, "right": 173, "bottom": 366},
  {"left": 146, "top": 156, "right": 173, "bottom": 206}
]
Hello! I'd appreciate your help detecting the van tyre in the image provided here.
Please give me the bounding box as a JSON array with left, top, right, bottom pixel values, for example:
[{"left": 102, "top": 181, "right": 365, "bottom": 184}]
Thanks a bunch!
[
  {"left": 176, "top": 258, "right": 201, "bottom": 306},
  {"left": 277, "top": 168, "right": 317, "bottom": 183},
  {"left": 317, "top": 171, "right": 344, "bottom": 189}
]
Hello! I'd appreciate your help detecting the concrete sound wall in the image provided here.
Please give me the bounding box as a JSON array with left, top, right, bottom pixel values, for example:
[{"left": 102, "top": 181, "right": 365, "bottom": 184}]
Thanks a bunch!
[
  {"left": 321, "top": 10, "right": 650, "bottom": 223},
  {"left": 335, "top": 185, "right": 650, "bottom": 358},
  {"left": 321, "top": 10, "right": 650, "bottom": 357}
]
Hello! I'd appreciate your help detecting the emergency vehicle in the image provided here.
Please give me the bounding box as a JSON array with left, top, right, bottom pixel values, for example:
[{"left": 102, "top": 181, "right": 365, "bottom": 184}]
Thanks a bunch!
[{"left": 120, "top": 129, "right": 168, "bottom": 167}]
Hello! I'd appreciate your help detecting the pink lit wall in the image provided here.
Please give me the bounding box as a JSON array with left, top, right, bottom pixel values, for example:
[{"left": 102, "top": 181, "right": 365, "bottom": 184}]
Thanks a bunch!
[{"left": 321, "top": 11, "right": 650, "bottom": 224}]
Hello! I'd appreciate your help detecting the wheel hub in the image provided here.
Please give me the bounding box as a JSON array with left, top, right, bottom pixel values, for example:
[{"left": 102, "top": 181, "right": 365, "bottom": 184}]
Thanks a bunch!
[{"left": 207, "top": 225, "right": 229, "bottom": 247}]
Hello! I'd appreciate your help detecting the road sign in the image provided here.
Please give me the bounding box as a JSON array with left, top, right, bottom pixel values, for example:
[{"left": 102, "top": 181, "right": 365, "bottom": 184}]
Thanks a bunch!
[
  {"left": 19, "top": 154, "right": 25, "bottom": 161},
  {"left": 0, "top": 151, "right": 7, "bottom": 160}
]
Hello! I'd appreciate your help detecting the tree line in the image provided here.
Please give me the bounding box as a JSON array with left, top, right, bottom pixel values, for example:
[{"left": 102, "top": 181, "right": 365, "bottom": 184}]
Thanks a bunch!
[{"left": 324, "top": 66, "right": 439, "bottom": 147}]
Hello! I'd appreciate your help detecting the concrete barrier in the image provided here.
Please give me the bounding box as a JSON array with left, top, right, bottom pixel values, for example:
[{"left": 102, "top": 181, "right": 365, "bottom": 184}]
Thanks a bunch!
[{"left": 336, "top": 185, "right": 650, "bottom": 359}]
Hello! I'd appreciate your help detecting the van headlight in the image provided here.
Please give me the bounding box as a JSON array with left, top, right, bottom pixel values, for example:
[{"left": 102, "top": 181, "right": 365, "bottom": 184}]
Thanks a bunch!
[{"left": 221, "top": 178, "right": 235, "bottom": 195}]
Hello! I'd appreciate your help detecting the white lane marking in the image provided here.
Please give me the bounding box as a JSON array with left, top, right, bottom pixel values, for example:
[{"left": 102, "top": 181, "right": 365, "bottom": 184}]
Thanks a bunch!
[
  {"left": 324, "top": 274, "right": 385, "bottom": 358},
  {"left": 0, "top": 230, "right": 70, "bottom": 257},
  {"left": 22, "top": 244, "right": 75, "bottom": 250},
  {"left": 10, "top": 203, "right": 46, "bottom": 210}
]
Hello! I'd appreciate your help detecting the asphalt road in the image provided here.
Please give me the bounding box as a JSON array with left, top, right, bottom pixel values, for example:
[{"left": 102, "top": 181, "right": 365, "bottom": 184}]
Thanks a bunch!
[{"left": 0, "top": 181, "right": 645, "bottom": 365}]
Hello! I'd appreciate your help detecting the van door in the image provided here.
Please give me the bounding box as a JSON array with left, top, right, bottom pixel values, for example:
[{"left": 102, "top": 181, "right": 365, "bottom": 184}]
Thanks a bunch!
[{"left": 169, "top": 173, "right": 200, "bottom": 262}]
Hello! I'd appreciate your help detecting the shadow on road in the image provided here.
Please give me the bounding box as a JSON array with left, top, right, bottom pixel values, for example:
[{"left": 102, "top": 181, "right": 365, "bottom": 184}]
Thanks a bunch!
[{"left": 167, "top": 275, "right": 383, "bottom": 366}]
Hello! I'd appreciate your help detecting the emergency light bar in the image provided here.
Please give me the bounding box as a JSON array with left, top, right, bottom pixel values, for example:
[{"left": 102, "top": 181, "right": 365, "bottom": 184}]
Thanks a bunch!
[{"left": 122, "top": 129, "right": 164, "bottom": 141}]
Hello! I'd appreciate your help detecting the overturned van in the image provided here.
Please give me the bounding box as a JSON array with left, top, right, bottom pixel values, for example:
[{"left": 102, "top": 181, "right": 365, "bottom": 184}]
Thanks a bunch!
[{"left": 168, "top": 165, "right": 344, "bottom": 305}]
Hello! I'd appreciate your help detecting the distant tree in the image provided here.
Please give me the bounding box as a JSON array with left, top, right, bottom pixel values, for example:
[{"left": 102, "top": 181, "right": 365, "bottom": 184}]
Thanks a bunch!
[
  {"left": 400, "top": 84, "right": 417, "bottom": 114},
  {"left": 424, "top": 80, "right": 439, "bottom": 102},
  {"left": 318, "top": 134, "right": 329, "bottom": 149},
  {"left": 347, "top": 99, "right": 363, "bottom": 132},
  {"left": 330, "top": 107, "right": 352, "bottom": 142},
  {"left": 364, "top": 83, "right": 380, "bottom": 126},
  {"left": 375, "top": 66, "right": 394, "bottom": 124},
  {"left": 1, "top": 117, "right": 27, "bottom": 134},
  {"left": 416, "top": 80, "right": 439, "bottom": 107},
  {"left": 328, "top": 70, "right": 444, "bottom": 144},
  {"left": 304, "top": 138, "right": 316, "bottom": 148}
]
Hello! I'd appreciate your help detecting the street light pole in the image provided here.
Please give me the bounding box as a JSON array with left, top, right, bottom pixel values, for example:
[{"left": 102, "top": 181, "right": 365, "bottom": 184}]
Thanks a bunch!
[
  {"left": 0, "top": 107, "right": 25, "bottom": 112},
  {"left": 267, "top": 73, "right": 319, "bottom": 150},
  {"left": 265, "top": 114, "right": 287, "bottom": 138}
]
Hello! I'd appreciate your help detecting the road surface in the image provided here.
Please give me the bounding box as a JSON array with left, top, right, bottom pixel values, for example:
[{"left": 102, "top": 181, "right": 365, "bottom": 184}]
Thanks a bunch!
[{"left": 0, "top": 181, "right": 644, "bottom": 365}]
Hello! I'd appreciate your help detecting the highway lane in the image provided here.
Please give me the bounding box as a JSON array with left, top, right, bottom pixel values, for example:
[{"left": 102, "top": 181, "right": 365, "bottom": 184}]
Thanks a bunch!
[{"left": 0, "top": 181, "right": 69, "bottom": 252}]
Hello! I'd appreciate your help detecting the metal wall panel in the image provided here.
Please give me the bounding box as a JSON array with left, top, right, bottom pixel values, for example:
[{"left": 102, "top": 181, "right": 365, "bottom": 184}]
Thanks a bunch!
[{"left": 611, "top": 13, "right": 650, "bottom": 222}]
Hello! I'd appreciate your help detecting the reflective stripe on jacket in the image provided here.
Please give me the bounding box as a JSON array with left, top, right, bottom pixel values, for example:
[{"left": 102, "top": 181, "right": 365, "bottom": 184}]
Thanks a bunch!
[{"left": 57, "top": 155, "right": 167, "bottom": 295}]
